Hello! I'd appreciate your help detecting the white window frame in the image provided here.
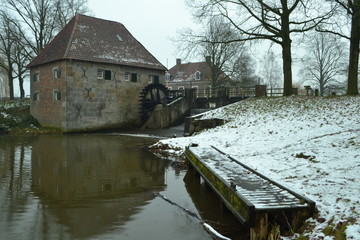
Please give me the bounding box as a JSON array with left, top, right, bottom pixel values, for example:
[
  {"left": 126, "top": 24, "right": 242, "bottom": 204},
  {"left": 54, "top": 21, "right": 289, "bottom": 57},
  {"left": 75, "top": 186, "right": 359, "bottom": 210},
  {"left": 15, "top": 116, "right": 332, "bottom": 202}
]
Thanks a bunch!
[
  {"left": 97, "top": 69, "right": 104, "bottom": 79},
  {"left": 195, "top": 71, "right": 201, "bottom": 80},
  {"left": 53, "top": 68, "right": 61, "bottom": 79},
  {"left": 53, "top": 90, "right": 61, "bottom": 101},
  {"left": 125, "top": 72, "right": 130, "bottom": 81},
  {"left": 165, "top": 73, "right": 171, "bottom": 82}
]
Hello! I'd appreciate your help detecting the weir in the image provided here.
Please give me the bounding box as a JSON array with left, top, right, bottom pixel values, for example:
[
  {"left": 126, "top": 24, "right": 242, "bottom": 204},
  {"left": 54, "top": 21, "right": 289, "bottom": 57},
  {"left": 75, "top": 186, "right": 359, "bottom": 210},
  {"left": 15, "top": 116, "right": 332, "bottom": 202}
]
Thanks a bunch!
[{"left": 184, "top": 144, "right": 316, "bottom": 240}]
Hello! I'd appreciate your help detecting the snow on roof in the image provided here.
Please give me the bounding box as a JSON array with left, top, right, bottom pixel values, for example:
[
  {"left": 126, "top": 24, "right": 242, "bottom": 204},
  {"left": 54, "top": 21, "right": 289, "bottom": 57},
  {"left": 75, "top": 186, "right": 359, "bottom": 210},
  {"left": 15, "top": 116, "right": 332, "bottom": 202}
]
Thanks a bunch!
[
  {"left": 152, "top": 96, "right": 360, "bottom": 239},
  {"left": 28, "top": 14, "right": 166, "bottom": 71}
]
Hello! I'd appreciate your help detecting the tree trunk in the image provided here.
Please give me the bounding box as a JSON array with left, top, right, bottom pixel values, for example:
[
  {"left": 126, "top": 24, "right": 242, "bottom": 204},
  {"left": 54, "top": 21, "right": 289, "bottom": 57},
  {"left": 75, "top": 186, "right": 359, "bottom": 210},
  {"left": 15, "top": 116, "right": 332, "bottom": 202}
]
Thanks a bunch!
[
  {"left": 18, "top": 76, "right": 25, "bottom": 99},
  {"left": 282, "top": 39, "right": 293, "bottom": 96},
  {"left": 7, "top": 65, "right": 14, "bottom": 99},
  {"left": 347, "top": 0, "right": 360, "bottom": 95},
  {"left": 281, "top": 1, "right": 293, "bottom": 96}
]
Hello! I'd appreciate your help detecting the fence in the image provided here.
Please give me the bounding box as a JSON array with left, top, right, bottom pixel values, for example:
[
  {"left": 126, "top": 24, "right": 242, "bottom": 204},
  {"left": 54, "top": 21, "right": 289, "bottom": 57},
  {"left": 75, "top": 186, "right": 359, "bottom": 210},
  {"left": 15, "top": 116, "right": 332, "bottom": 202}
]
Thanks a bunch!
[{"left": 194, "top": 87, "right": 256, "bottom": 99}]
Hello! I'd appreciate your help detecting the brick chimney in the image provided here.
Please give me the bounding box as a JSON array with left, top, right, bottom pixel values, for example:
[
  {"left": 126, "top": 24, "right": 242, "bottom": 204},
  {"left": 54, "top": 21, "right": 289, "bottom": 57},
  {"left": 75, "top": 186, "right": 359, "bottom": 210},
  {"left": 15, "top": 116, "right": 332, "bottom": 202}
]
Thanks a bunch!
[
  {"left": 205, "top": 56, "right": 211, "bottom": 65},
  {"left": 176, "top": 58, "right": 181, "bottom": 66}
]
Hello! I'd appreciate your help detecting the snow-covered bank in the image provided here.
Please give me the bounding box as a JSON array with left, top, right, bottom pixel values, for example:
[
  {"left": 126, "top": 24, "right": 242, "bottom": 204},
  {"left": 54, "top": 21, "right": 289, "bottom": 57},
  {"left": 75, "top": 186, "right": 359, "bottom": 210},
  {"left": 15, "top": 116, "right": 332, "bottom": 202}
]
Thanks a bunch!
[{"left": 151, "top": 96, "right": 360, "bottom": 239}]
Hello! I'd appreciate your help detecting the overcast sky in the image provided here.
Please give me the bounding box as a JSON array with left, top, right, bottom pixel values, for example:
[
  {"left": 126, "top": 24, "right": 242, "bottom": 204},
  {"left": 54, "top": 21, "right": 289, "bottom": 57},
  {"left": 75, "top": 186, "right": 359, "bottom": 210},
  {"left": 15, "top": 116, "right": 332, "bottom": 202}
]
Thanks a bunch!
[{"left": 87, "top": 0, "right": 197, "bottom": 69}]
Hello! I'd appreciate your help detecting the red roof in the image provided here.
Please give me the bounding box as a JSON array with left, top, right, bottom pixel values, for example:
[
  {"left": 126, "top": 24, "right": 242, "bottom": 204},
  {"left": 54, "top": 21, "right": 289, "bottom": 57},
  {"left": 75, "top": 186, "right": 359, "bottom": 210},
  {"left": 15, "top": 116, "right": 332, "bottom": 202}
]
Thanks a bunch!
[
  {"left": 167, "top": 61, "right": 211, "bottom": 82},
  {"left": 28, "top": 14, "right": 166, "bottom": 71}
]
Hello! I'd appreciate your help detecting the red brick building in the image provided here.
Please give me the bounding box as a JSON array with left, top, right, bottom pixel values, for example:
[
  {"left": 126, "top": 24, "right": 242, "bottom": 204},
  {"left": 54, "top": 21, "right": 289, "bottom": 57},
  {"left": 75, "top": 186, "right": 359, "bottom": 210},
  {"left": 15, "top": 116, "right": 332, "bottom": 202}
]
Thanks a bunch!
[
  {"left": 28, "top": 14, "right": 166, "bottom": 132},
  {"left": 165, "top": 57, "right": 231, "bottom": 92}
]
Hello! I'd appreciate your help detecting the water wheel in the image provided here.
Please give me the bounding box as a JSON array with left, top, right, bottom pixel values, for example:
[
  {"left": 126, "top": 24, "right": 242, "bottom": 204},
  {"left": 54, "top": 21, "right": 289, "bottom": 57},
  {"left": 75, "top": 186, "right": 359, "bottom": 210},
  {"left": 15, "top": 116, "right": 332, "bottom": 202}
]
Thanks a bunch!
[{"left": 139, "top": 84, "right": 169, "bottom": 123}]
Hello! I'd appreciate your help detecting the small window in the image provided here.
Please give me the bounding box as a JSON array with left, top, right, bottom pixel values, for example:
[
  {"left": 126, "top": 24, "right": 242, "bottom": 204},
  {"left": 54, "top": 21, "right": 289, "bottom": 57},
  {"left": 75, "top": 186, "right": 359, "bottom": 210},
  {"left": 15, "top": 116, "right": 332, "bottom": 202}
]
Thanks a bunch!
[
  {"left": 178, "top": 86, "right": 184, "bottom": 90},
  {"left": 148, "top": 75, "right": 153, "bottom": 83},
  {"left": 125, "top": 72, "right": 130, "bottom": 81},
  {"left": 33, "top": 72, "right": 39, "bottom": 82},
  {"left": 195, "top": 71, "right": 201, "bottom": 80},
  {"left": 104, "top": 70, "right": 111, "bottom": 80},
  {"left": 54, "top": 90, "right": 61, "bottom": 101},
  {"left": 32, "top": 92, "right": 39, "bottom": 101},
  {"left": 97, "top": 69, "right": 104, "bottom": 79},
  {"left": 165, "top": 73, "right": 171, "bottom": 81},
  {"left": 153, "top": 75, "right": 159, "bottom": 84},
  {"left": 53, "top": 68, "right": 61, "bottom": 79},
  {"left": 131, "top": 73, "right": 137, "bottom": 82}
]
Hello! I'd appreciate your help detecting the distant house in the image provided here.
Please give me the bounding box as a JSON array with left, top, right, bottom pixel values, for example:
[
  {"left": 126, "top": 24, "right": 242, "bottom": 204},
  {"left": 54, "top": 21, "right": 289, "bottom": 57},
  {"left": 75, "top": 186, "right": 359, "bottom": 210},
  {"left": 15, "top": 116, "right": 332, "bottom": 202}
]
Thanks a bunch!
[
  {"left": 28, "top": 14, "right": 166, "bottom": 132},
  {"left": 166, "top": 57, "right": 230, "bottom": 91}
]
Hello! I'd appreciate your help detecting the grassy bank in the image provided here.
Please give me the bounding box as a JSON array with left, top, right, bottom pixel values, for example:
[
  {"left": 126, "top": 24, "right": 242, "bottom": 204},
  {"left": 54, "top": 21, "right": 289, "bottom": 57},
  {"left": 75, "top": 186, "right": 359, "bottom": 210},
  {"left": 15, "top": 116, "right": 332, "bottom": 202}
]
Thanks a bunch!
[{"left": 0, "top": 100, "right": 59, "bottom": 135}]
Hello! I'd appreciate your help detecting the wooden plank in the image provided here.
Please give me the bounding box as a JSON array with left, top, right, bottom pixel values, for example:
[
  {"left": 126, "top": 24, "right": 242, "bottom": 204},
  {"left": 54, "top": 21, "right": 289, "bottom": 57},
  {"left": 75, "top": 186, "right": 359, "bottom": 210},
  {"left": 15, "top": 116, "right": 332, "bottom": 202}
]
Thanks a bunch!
[
  {"left": 184, "top": 147, "right": 256, "bottom": 227},
  {"left": 184, "top": 144, "right": 316, "bottom": 229}
]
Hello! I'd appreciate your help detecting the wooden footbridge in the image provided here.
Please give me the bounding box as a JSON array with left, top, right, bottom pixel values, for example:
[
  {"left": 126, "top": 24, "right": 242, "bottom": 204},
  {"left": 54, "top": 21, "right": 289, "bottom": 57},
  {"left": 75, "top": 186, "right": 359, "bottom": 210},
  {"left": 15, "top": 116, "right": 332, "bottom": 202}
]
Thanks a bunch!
[{"left": 184, "top": 144, "right": 316, "bottom": 240}]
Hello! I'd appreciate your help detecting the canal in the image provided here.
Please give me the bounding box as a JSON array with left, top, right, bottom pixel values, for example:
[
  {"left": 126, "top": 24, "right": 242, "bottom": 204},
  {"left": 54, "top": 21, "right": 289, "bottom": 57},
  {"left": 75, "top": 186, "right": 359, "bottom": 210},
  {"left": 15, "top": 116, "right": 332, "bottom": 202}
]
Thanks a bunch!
[{"left": 0, "top": 130, "right": 247, "bottom": 240}]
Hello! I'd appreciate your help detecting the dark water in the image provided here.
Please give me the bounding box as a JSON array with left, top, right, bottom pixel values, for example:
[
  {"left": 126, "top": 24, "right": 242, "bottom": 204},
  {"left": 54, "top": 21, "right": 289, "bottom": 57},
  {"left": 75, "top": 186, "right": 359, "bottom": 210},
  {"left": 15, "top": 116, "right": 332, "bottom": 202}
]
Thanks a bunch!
[{"left": 0, "top": 133, "right": 246, "bottom": 240}]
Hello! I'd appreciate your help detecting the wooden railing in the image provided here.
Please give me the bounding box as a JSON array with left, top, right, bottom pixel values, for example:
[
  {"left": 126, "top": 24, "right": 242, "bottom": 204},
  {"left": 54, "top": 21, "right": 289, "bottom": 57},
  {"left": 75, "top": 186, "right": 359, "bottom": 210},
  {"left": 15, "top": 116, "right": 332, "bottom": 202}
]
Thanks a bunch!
[{"left": 194, "top": 87, "right": 256, "bottom": 99}]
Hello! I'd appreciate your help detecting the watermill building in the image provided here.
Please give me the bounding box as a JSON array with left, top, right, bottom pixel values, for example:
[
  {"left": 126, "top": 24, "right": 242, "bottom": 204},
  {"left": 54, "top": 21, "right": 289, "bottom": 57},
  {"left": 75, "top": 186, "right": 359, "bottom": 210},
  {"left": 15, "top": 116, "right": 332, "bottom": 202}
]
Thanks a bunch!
[{"left": 28, "top": 14, "right": 167, "bottom": 132}]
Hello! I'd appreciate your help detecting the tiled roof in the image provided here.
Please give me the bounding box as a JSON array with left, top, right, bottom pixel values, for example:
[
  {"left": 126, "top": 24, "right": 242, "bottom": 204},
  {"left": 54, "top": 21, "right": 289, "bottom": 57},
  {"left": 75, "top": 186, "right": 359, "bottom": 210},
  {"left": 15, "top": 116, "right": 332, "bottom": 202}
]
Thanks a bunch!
[
  {"left": 167, "top": 61, "right": 211, "bottom": 82},
  {"left": 28, "top": 14, "right": 167, "bottom": 71}
]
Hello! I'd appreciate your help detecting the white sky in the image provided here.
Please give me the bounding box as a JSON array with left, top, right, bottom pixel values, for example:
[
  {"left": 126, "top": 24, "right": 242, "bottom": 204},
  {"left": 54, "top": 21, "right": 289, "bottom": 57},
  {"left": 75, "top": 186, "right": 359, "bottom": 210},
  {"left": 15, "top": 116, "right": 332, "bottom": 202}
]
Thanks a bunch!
[{"left": 87, "top": 0, "right": 197, "bottom": 69}]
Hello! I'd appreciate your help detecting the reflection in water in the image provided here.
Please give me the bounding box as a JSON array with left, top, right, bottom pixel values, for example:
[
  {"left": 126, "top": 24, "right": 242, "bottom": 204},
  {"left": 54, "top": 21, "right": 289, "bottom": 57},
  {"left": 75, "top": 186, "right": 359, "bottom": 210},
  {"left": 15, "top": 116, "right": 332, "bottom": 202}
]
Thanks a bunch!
[
  {"left": 0, "top": 134, "right": 247, "bottom": 240},
  {"left": 184, "top": 168, "right": 249, "bottom": 239},
  {"left": 0, "top": 135, "right": 212, "bottom": 240},
  {"left": 30, "top": 135, "right": 168, "bottom": 239}
]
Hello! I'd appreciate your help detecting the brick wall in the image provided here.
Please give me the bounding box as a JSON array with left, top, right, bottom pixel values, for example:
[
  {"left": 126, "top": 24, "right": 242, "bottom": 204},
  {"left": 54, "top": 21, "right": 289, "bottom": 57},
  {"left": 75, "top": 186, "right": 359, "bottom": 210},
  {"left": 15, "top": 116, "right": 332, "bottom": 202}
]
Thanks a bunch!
[
  {"left": 30, "top": 60, "right": 165, "bottom": 132},
  {"left": 30, "top": 61, "right": 67, "bottom": 127}
]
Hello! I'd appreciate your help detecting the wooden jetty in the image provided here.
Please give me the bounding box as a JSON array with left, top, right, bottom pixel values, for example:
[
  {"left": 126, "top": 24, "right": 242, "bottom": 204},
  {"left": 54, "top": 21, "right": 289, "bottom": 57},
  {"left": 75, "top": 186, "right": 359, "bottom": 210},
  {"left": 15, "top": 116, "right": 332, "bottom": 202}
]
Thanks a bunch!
[{"left": 184, "top": 144, "right": 316, "bottom": 240}]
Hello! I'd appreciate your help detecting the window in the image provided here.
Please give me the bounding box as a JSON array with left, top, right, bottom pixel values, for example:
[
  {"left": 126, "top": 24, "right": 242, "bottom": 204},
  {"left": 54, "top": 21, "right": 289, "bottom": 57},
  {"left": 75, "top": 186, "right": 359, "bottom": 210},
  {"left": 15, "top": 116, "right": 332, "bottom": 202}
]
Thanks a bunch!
[
  {"left": 165, "top": 73, "right": 171, "bottom": 82},
  {"left": 153, "top": 75, "right": 159, "bottom": 84},
  {"left": 54, "top": 90, "right": 61, "bottom": 101},
  {"left": 32, "top": 92, "right": 39, "bottom": 101},
  {"left": 104, "top": 70, "right": 111, "bottom": 80},
  {"left": 195, "top": 71, "right": 201, "bottom": 80},
  {"left": 97, "top": 69, "right": 104, "bottom": 79},
  {"left": 53, "top": 68, "right": 61, "bottom": 79},
  {"left": 131, "top": 73, "right": 138, "bottom": 82},
  {"left": 97, "top": 69, "right": 111, "bottom": 80},
  {"left": 148, "top": 75, "right": 159, "bottom": 84},
  {"left": 178, "top": 86, "right": 184, "bottom": 90},
  {"left": 33, "top": 72, "right": 39, "bottom": 82},
  {"left": 125, "top": 72, "right": 130, "bottom": 81}
]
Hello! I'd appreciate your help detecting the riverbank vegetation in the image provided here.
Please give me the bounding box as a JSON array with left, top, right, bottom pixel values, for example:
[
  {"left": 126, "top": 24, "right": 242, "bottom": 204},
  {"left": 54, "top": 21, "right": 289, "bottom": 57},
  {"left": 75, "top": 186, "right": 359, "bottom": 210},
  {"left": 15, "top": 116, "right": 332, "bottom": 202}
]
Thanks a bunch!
[{"left": 0, "top": 100, "right": 59, "bottom": 135}]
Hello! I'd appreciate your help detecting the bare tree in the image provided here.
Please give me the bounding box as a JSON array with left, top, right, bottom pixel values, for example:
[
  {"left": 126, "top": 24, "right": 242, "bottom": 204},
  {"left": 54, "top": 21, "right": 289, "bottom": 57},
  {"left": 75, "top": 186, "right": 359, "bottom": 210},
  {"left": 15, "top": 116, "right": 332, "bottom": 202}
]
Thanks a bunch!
[
  {"left": 187, "top": 0, "right": 336, "bottom": 96},
  {"left": 3, "top": 0, "right": 91, "bottom": 54},
  {"left": 319, "top": 0, "right": 359, "bottom": 95},
  {"left": 0, "top": 62, "right": 9, "bottom": 98},
  {"left": 12, "top": 29, "right": 31, "bottom": 99},
  {"left": 54, "top": 0, "right": 92, "bottom": 29},
  {"left": 0, "top": 12, "right": 16, "bottom": 99},
  {"left": 176, "top": 16, "right": 245, "bottom": 87},
  {"left": 301, "top": 32, "right": 346, "bottom": 96},
  {"left": 261, "top": 49, "right": 282, "bottom": 89},
  {"left": 0, "top": 0, "right": 91, "bottom": 98},
  {"left": 231, "top": 49, "right": 258, "bottom": 87}
]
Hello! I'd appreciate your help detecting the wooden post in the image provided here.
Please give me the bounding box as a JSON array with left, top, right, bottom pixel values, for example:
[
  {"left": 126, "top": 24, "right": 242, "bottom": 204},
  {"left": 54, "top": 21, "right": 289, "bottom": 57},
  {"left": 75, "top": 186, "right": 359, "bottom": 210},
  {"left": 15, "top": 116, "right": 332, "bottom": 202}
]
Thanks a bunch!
[{"left": 250, "top": 213, "right": 268, "bottom": 240}]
